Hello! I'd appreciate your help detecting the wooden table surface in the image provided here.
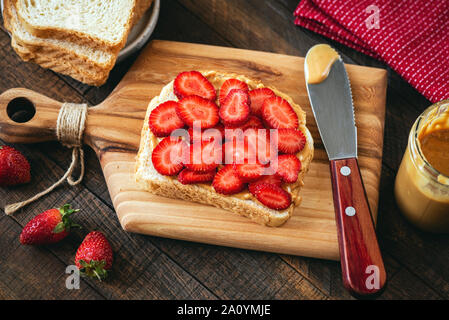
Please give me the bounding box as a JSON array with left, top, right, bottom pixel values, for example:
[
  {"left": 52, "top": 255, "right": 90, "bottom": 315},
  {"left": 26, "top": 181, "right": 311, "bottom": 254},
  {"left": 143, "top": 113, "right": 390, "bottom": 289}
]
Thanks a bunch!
[{"left": 0, "top": 0, "right": 447, "bottom": 300}]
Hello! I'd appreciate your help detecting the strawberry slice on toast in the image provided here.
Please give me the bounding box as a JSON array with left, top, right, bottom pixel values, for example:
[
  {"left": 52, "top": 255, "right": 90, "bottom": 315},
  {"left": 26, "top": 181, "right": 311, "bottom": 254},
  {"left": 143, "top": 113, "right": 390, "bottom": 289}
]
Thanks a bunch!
[
  {"left": 249, "top": 88, "right": 275, "bottom": 117},
  {"left": 176, "top": 95, "right": 219, "bottom": 128},
  {"left": 178, "top": 168, "right": 216, "bottom": 185},
  {"left": 212, "top": 165, "right": 246, "bottom": 195},
  {"left": 219, "top": 79, "right": 249, "bottom": 105},
  {"left": 174, "top": 71, "right": 217, "bottom": 100},
  {"left": 219, "top": 89, "right": 250, "bottom": 127},
  {"left": 262, "top": 96, "right": 299, "bottom": 129},
  {"left": 152, "top": 137, "right": 187, "bottom": 176},
  {"left": 149, "top": 101, "right": 185, "bottom": 137}
]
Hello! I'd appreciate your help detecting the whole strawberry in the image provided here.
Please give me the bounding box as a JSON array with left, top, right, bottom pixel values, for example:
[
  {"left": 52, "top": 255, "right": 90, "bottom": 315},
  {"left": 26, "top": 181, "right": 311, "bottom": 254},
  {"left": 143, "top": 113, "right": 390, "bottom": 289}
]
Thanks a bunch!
[
  {"left": 75, "top": 231, "right": 113, "bottom": 280},
  {"left": 20, "top": 204, "right": 80, "bottom": 245},
  {"left": 0, "top": 145, "right": 31, "bottom": 186}
]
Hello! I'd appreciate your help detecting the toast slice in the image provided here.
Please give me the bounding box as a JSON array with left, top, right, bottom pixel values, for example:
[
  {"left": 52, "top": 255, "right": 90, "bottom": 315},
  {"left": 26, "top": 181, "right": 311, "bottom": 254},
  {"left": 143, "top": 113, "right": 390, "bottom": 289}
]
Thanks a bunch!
[
  {"left": 15, "top": 0, "right": 137, "bottom": 54},
  {"left": 135, "top": 71, "right": 314, "bottom": 227},
  {"left": 3, "top": 0, "right": 114, "bottom": 86}
]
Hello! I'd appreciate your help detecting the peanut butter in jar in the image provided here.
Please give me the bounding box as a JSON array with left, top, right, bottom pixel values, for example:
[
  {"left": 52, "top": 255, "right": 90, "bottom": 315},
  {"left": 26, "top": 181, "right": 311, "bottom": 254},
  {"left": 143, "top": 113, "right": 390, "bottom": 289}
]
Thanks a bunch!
[{"left": 394, "top": 101, "right": 449, "bottom": 232}]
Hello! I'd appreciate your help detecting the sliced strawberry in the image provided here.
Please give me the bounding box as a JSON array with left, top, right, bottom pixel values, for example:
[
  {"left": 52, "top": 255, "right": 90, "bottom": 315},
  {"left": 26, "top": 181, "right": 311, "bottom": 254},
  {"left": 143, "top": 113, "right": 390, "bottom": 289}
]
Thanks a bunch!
[
  {"left": 275, "top": 128, "right": 306, "bottom": 154},
  {"left": 249, "top": 88, "right": 275, "bottom": 117},
  {"left": 244, "top": 115, "right": 264, "bottom": 130},
  {"left": 149, "top": 101, "right": 185, "bottom": 137},
  {"left": 223, "top": 127, "right": 245, "bottom": 142},
  {"left": 188, "top": 123, "right": 225, "bottom": 143},
  {"left": 176, "top": 95, "right": 219, "bottom": 128},
  {"left": 275, "top": 154, "right": 302, "bottom": 183},
  {"left": 248, "top": 174, "right": 283, "bottom": 195},
  {"left": 224, "top": 128, "right": 275, "bottom": 164},
  {"left": 262, "top": 96, "right": 299, "bottom": 129},
  {"left": 178, "top": 168, "right": 216, "bottom": 185},
  {"left": 219, "top": 89, "right": 250, "bottom": 127},
  {"left": 253, "top": 183, "right": 292, "bottom": 210},
  {"left": 184, "top": 140, "right": 221, "bottom": 172},
  {"left": 174, "top": 71, "right": 216, "bottom": 100},
  {"left": 152, "top": 137, "right": 187, "bottom": 176},
  {"left": 222, "top": 139, "right": 256, "bottom": 165},
  {"left": 244, "top": 128, "right": 276, "bottom": 165},
  {"left": 233, "top": 162, "right": 265, "bottom": 182},
  {"left": 212, "top": 165, "right": 245, "bottom": 195},
  {"left": 219, "top": 79, "right": 249, "bottom": 105},
  {"left": 225, "top": 115, "right": 264, "bottom": 130}
]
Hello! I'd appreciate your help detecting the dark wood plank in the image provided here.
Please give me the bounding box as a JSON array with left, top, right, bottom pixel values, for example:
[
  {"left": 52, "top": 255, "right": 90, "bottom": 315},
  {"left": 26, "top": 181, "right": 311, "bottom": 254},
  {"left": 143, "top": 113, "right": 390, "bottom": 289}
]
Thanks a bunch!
[
  {"left": 379, "top": 267, "right": 442, "bottom": 300},
  {"left": 1, "top": 1, "right": 330, "bottom": 299},
  {"left": 152, "top": 239, "right": 328, "bottom": 299},
  {"left": 281, "top": 252, "right": 401, "bottom": 300},
  {"left": 0, "top": 21, "right": 218, "bottom": 299},
  {"left": 175, "top": 0, "right": 449, "bottom": 300},
  {"left": 0, "top": 148, "right": 217, "bottom": 299},
  {"left": 1, "top": 0, "right": 447, "bottom": 299},
  {"left": 0, "top": 215, "right": 105, "bottom": 299},
  {"left": 65, "top": 189, "right": 218, "bottom": 300}
]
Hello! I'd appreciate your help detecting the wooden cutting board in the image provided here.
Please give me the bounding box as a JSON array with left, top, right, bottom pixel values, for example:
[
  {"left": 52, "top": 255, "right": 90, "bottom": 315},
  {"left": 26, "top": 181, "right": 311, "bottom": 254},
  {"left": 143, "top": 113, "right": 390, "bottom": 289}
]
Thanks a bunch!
[{"left": 0, "top": 40, "right": 387, "bottom": 261}]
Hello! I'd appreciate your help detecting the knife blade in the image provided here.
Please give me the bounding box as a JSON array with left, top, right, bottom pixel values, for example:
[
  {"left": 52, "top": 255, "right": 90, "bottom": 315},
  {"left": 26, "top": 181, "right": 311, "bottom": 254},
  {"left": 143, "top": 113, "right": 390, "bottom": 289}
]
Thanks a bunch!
[
  {"left": 304, "top": 44, "right": 386, "bottom": 298},
  {"left": 306, "top": 58, "right": 357, "bottom": 160}
]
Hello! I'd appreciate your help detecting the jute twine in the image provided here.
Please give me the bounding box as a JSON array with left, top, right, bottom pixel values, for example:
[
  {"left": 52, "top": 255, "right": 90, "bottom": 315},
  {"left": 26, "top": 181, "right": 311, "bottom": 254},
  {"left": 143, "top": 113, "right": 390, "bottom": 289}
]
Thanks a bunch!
[{"left": 5, "top": 103, "right": 88, "bottom": 215}]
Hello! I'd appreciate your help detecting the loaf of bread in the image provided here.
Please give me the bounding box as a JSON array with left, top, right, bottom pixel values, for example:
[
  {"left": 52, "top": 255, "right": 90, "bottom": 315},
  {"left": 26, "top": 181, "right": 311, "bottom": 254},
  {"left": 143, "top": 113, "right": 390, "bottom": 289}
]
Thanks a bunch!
[
  {"left": 4, "top": 0, "right": 114, "bottom": 86},
  {"left": 3, "top": 0, "right": 154, "bottom": 86}
]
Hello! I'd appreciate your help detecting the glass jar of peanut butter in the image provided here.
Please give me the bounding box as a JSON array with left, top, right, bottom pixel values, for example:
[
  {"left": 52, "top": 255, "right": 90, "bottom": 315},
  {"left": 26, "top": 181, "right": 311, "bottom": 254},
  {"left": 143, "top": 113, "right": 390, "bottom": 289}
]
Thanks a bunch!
[{"left": 395, "top": 100, "right": 449, "bottom": 233}]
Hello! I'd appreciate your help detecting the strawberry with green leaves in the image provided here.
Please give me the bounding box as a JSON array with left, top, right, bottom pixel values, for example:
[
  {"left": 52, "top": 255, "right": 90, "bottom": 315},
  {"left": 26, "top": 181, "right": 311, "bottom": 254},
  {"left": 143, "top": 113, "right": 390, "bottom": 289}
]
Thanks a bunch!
[
  {"left": 75, "top": 231, "right": 113, "bottom": 280},
  {"left": 20, "top": 204, "right": 80, "bottom": 245}
]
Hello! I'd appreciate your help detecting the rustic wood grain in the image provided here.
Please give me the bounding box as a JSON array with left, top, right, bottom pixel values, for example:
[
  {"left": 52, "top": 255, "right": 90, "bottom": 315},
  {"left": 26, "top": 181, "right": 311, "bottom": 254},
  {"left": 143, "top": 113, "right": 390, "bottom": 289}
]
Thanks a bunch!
[
  {"left": 0, "top": 215, "right": 105, "bottom": 299},
  {"left": 151, "top": 238, "right": 328, "bottom": 300},
  {"left": 173, "top": 0, "right": 448, "bottom": 300},
  {"left": 0, "top": 118, "right": 216, "bottom": 299},
  {"left": 0, "top": 40, "right": 387, "bottom": 262},
  {"left": 0, "top": 19, "right": 226, "bottom": 300},
  {"left": 1, "top": 0, "right": 448, "bottom": 299}
]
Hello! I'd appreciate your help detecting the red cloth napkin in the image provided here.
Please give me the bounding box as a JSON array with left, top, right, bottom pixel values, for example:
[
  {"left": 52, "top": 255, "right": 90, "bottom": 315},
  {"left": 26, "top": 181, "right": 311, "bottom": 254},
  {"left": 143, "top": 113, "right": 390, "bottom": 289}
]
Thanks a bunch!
[{"left": 294, "top": 0, "right": 449, "bottom": 103}]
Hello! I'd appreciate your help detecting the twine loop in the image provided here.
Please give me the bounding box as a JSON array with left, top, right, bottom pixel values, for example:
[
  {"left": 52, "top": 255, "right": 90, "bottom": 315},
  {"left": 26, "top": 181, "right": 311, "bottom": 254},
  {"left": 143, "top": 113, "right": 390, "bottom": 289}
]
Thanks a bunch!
[{"left": 5, "top": 103, "right": 88, "bottom": 215}]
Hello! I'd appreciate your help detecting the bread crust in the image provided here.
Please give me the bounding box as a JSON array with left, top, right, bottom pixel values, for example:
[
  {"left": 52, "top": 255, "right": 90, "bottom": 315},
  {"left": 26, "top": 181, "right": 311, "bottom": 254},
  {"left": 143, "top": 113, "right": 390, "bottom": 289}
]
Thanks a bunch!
[
  {"left": 15, "top": 0, "right": 138, "bottom": 54},
  {"left": 132, "top": 0, "right": 154, "bottom": 26},
  {"left": 135, "top": 71, "right": 314, "bottom": 227},
  {"left": 11, "top": 37, "right": 108, "bottom": 86},
  {"left": 4, "top": 0, "right": 154, "bottom": 86},
  {"left": 4, "top": 0, "right": 111, "bottom": 86}
]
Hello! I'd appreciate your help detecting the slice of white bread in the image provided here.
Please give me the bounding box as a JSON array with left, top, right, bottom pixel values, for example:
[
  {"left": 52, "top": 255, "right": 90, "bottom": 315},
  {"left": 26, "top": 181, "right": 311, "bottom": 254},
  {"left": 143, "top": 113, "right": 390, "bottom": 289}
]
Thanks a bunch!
[
  {"left": 135, "top": 71, "right": 314, "bottom": 227},
  {"left": 4, "top": 0, "right": 113, "bottom": 86},
  {"left": 15, "top": 0, "right": 137, "bottom": 54}
]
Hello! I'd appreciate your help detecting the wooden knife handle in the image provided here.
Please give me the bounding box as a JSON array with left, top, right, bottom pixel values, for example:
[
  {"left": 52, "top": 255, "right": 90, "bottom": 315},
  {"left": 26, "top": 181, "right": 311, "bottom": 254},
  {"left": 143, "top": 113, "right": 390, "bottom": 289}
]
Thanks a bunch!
[{"left": 330, "top": 157, "right": 386, "bottom": 298}]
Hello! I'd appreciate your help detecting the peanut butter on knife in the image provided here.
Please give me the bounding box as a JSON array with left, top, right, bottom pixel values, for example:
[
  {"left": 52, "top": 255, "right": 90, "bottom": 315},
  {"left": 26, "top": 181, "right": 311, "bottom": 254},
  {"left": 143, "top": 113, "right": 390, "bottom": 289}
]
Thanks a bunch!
[{"left": 305, "top": 44, "right": 340, "bottom": 84}]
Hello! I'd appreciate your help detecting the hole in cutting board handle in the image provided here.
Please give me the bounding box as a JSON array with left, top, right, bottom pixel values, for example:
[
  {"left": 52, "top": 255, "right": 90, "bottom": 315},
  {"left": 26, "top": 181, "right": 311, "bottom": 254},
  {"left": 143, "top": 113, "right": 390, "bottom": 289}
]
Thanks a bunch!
[{"left": 7, "top": 97, "right": 36, "bottom": 123}]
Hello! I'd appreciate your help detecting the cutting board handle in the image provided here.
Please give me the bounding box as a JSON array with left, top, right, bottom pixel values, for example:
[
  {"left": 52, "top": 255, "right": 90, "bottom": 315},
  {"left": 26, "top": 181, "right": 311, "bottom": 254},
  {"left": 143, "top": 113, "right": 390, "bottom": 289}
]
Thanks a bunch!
[
  {"left": 0, "top": 88, "right": 144, "bottom": 154},
  {"left": 0, "top": 88, "right": 63, "bottom": 144}
]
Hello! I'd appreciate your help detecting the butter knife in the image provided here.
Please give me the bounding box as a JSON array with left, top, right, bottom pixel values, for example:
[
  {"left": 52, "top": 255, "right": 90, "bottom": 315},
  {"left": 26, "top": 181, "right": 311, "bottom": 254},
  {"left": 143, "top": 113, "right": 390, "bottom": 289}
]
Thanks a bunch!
[{"left": 305, "top": 44, "right": 386, "bottom": 298}]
